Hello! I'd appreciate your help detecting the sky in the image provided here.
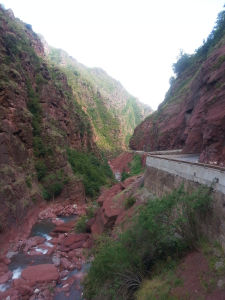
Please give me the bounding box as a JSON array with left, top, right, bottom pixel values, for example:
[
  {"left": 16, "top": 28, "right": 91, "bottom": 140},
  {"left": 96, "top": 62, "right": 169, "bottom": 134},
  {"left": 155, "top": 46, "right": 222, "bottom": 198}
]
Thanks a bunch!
[{"left": 1, "top": 0, "right": 224, "bottom": 110}]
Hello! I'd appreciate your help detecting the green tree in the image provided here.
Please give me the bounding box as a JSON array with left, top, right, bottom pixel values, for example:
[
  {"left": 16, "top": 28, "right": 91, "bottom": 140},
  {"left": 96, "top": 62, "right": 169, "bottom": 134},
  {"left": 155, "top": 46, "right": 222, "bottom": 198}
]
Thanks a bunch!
[{"left": 173, "top": 50, "right": 192, "bottom": 75}]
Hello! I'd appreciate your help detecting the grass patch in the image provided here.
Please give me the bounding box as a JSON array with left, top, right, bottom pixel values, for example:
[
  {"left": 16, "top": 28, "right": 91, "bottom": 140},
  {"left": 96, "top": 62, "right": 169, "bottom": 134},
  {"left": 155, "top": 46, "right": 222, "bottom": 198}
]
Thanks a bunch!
[
  {"left": 200, "top": 239, "right": 225, "bottom": 275},
  {"left": 135, "top": 258, "right": 183, "bottom": 300},
  {"left": 136, "top": 272, "right": 182, "bottom": 300}
]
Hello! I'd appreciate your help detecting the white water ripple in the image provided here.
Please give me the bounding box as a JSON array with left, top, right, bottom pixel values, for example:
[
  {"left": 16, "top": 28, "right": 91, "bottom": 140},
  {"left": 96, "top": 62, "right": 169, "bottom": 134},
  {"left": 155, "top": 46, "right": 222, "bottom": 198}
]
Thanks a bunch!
[
  {"left": 12, "top": 267, "right": 22, "bottom": 279},
  {"left": 45, "top": 241, "right": 53, "bottom": 248},
  {"left": 0, "top": 283, "right": 10, "bottom": 292},
  {"left": 35, "top": 248, "right": 48, "bottom": 254},
  {"left": 42, "top": 233, "right": 52, "bottom": 240}
]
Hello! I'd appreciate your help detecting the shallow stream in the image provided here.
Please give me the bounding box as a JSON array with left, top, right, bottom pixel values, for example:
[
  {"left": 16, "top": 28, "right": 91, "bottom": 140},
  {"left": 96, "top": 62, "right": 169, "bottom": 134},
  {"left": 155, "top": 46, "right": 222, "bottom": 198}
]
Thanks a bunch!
[{"left": 0, "top": 214, "right": 90, "bottom": 299}]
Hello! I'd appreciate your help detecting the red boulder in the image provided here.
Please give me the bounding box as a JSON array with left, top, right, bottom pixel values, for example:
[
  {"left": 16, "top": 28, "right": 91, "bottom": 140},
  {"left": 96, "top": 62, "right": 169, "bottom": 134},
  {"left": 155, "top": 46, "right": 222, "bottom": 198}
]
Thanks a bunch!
[{"left": 21, "top": 264, "right": 59, "bottom": 285}]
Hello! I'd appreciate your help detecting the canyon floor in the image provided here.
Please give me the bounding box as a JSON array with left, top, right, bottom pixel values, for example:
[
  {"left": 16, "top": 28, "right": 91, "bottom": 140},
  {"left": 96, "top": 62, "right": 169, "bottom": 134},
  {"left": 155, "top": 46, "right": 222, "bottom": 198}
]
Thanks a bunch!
[{"left": 0, "top": 152, "right": 225, "bottom": 300}]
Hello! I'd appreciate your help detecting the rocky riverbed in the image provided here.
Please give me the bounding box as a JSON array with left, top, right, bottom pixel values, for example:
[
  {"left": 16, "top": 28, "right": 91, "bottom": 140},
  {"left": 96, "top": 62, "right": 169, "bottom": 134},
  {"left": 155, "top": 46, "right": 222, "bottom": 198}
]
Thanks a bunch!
[
  {"left": 0, "top": 164, "right": 147, "bottom": 300},
  {"left": 0, "top": 203, "right": 93, "bottom": 299}
]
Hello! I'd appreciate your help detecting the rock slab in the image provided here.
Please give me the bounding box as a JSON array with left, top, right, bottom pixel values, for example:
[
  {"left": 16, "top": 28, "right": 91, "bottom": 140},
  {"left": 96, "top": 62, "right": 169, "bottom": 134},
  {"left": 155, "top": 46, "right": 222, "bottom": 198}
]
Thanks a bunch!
[{"left": 21, "top": 264, "right": 59, "bottom": 284}]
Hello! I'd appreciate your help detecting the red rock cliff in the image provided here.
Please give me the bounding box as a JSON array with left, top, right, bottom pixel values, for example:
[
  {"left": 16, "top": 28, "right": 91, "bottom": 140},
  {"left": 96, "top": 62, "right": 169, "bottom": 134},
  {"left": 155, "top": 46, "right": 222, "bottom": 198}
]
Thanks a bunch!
[
  {"left": 0, "top": 7, "right": 96, "bottom": 230},
  {"left": 130, "top": 30, "right": 225, "bottom": 166}
]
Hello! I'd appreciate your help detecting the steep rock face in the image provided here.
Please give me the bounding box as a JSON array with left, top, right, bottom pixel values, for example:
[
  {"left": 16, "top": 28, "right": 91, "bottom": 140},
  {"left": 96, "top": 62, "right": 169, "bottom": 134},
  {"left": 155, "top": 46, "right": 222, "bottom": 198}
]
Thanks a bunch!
[
  {"left": 130, "top": 41, "right": 225, "bottom": 166},
  {"left": 47, "top": 47, "right": 152, "bottom": 155},
  {"left": 109, "top": 152, "right": 134, "bottom": 174},
  {"left": 91, "top": 175, "right": 144, "bottom": 235},
  {"left": 0, "top": 7, "right": 95, "bottom": 229}
]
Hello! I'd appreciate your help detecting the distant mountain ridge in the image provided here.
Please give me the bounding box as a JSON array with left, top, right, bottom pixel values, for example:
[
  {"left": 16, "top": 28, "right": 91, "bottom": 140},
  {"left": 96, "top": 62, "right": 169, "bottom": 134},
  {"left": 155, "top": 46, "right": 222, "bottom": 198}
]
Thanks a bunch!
[{"left": 46, "top": 46, "right": 152, "bottom": 155}]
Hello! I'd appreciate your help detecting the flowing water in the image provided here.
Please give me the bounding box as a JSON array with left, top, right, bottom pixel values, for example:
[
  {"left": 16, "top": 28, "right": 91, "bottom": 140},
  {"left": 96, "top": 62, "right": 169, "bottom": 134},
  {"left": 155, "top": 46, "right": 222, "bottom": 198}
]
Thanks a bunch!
[
  {"left": 54, "top": 263, "right": 91, "bottom": 300},
  {"left": 1, "top": 214, "right": 90, "bottom": 299},
  {"left": 0, "top": 283, "right": 10, "bottom": 292},
  {"left": 30, "top": 219, "right": 56, "bottom": 240},
  {"left": 57, "top": 215, "right": 78, "bottom": 223},
  {"left": 1, "top": 219, "right": 56, "bottom": 293},
  {"left": 114, "top": 171, "right": 121, "bottom": 181}
]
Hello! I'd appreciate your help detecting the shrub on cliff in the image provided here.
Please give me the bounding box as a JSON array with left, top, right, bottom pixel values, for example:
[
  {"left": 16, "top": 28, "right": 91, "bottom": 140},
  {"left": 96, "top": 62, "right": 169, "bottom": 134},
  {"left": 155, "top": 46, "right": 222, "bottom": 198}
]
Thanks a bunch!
[
  {"left": 35, "top": 160, "right": 47, "bottom": 180},
  {"left": 172, "top": 7, "right": 225, "bottom": 78},
  {"left": 130, "top": 154, "right": 143, "bottom": 175},
  {"left": 124, "top": 196, "right": 136, "bottom": 209},
  {"left": 121, "top": 154, "right": 144, "bottom": 181},
  {"left": 42, "top": 170, "right": 69, "bottom": 201},
  {"left": 84, "top": 186, "right": 212, "bottom": 299},
  {"left": 75, "top": 215, "right": 89, "bottom": 233},
  {"left": 67, "top": 148, "right": 113, "bottom": 197},
  {"left": 173, "top": 50, "right": 193, "bottom": 76},
  {"left": 75, "top": 203, "right": 98, "bottom": 233},
  {"left": 196, "top": 8, "right": 225, "bottom": 58}
]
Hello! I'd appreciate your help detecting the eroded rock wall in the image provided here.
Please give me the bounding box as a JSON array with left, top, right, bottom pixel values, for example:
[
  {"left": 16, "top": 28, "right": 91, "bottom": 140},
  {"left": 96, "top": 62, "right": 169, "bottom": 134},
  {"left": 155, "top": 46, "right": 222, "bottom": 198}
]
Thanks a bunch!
[
  {"left": 0, "top": 7, "right": 93, "bottom": 229},
  {"left": 130, "top": 45, "right": 225, "bottom": 166}
]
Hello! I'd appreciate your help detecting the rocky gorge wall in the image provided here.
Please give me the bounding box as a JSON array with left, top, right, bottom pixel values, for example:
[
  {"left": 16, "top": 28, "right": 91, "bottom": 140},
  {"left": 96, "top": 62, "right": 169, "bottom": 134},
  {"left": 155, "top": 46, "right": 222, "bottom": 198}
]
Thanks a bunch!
[
  {"left": 0, "top": 3, "right": 153, "bottom": 234},
  {"left": 130, "top": 27, "right": 225, "bottom": 167},
  {"left": 0, "top": 7, "right": 94, "bottom": 230}
]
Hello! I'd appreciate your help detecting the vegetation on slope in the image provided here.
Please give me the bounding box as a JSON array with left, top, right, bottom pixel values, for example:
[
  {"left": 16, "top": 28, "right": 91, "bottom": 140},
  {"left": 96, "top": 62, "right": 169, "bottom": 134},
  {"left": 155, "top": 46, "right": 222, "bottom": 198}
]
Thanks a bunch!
[
  {"left": 121, "top": 154, "right": 144, "bottom": 181},
  {"left": 174, "top": 8, "right": 225, "bottom": 76},
  {"left": 139, "top": 7, "right": 225, "bottom": 115},
  {"left": 67, "top": 148, "right": 113, "bottom": 197},
  {"left": 163, "top": 6, "right": 225, "bottom": 109},
  {"left": 130, "top": 6, "right": 225, "bottom": 163},
  {"left": 0, "top": 4, "right": 114, "bottom": 217},
  {"left": 136, "top": 238, "right": 225, "bottom": 299},
  {"left": 84, "top": 186, "right": 212, "bottom": 299},
  {"left": 26, "top": 81, "right": 67, "bottom": 200},
  {"left": 47, "top": 47, "right": 151, "bottom": 155}
]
